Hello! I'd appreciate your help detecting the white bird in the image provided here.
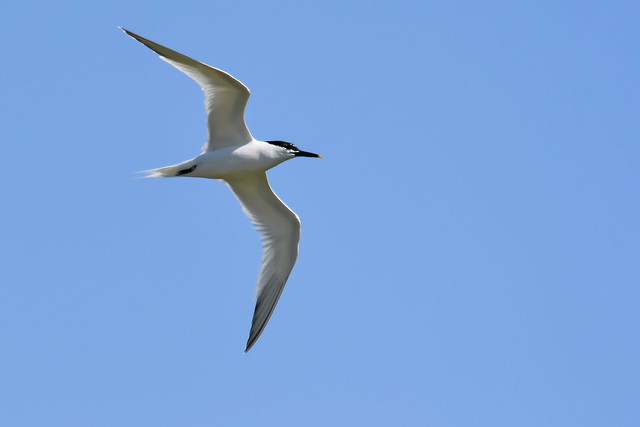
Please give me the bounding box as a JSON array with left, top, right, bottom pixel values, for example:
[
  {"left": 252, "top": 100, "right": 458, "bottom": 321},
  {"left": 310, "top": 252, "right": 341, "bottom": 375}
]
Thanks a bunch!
[{"left": 121, "top": 28, "right": 321, "bottom": 352}]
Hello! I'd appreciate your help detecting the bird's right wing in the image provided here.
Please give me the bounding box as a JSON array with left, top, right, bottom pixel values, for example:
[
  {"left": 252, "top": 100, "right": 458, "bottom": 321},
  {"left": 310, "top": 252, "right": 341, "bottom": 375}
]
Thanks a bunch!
[
  {"left": 121, "top": 28, "right": 253, "bottom": 151},
  {"left": 225, "top": 173, "right": 301, "bottom": 352}
]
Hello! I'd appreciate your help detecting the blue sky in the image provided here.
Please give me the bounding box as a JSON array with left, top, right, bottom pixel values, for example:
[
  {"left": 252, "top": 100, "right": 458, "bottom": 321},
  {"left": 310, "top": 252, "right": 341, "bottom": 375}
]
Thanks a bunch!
[{"left": 1, "top": 0, "right": 639, "bottom": 425}]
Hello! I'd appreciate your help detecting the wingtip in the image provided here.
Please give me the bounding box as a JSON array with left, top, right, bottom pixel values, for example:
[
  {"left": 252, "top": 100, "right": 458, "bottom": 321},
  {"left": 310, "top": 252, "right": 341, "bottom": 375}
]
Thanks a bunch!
[
  {"left": 244, "top": 337, "right": 257, "bottom": 353},
  {"left": 118, "top": 27, "right": 138, "bottom": 40}
]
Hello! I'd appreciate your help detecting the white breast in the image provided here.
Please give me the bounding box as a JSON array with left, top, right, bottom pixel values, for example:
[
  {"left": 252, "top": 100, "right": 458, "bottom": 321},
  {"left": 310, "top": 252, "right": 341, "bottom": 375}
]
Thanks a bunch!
[{"left": 194, "top": 141, "right": 293, "bottom": 179}]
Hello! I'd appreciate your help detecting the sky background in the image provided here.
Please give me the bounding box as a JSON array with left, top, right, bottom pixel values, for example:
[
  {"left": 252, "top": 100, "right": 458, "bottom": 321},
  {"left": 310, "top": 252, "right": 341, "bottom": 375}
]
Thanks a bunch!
[{"left": 1, "top": 0, "right": 639, "bottom": 425}]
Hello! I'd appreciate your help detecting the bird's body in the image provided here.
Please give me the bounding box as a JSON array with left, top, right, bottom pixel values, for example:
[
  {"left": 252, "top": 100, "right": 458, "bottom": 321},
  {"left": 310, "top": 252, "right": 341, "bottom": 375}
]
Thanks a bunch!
[
  {"left": 121, "top": 28, "right": 320, "bottom": 352},
  {"left": 146, "top": 141, "right": 293, "bottom": 180}
]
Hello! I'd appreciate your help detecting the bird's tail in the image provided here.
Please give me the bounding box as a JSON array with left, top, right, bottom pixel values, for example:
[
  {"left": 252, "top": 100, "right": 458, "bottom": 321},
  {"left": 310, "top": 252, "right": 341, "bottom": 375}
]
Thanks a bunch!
[{"left": 141, "top": 159, "right": 197, "bottom": 178}]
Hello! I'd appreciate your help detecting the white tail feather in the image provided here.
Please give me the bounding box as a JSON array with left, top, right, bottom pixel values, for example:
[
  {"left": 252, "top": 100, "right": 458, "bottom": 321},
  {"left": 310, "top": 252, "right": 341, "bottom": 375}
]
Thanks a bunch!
[{"left": 141, "top": 160, "right": 196, "bottom": 178}]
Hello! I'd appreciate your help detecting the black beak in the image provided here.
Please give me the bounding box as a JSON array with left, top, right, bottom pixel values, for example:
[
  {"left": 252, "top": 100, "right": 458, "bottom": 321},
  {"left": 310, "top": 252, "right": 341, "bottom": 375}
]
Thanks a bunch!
[{"left": 295, "top": 150, "right": 322, "bottom": 158}]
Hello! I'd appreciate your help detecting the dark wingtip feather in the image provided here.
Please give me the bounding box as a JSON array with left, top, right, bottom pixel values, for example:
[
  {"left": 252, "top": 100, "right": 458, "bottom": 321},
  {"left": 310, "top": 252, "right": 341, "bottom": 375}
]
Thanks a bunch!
[{"left": 244, "top": 301, "right": 267, "bottom": 353}]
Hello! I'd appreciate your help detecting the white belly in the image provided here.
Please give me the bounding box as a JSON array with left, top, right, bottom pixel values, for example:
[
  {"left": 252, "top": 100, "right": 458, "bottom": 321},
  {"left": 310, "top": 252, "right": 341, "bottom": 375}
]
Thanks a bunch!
[{"left": 194, "top": 143, "right": 290, "bottom": 179}]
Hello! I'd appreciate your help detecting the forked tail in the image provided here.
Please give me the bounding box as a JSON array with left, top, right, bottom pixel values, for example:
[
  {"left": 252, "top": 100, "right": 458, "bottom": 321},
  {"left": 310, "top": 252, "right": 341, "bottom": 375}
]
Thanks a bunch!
[{"left": 141, "top": 160, "right": 197, "bottom": 178}]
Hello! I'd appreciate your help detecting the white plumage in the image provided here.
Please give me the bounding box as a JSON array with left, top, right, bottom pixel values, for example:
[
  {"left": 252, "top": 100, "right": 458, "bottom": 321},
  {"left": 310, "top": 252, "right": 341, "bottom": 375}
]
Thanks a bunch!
[{"left": 121, "top": 28, "right": 321, "bottom": 352}]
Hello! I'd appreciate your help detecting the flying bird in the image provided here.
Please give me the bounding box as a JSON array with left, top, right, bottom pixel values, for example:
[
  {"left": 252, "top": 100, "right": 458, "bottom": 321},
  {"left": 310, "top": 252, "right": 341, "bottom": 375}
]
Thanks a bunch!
[{"left": 120, "top": 28, "right": 321, "bottom": 352}]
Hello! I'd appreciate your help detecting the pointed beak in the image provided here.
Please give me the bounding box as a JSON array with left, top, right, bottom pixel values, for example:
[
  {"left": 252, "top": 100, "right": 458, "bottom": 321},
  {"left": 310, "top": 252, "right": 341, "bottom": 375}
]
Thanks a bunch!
[{"left": 295, "top": 150, "right": 323, "bottom": 158}]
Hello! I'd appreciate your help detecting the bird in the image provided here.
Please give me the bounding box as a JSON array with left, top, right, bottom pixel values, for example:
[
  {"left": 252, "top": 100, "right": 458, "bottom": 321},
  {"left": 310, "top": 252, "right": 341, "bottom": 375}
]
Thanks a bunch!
[{"left": 120, "top": 28, "right": 321, "bottom": 352}]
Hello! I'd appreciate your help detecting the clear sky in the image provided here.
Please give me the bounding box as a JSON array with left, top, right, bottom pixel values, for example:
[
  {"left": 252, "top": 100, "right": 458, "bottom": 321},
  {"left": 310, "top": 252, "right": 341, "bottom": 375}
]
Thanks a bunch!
[{"left": 1, "top": 0, "right": 638, "bottom": 426}]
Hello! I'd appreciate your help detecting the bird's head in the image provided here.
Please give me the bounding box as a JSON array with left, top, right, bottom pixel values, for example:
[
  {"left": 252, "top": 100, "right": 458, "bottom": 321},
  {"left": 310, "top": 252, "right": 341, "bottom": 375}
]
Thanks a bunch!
[{"left": 265, "top": 140, "right": 322, "bottom": 159}]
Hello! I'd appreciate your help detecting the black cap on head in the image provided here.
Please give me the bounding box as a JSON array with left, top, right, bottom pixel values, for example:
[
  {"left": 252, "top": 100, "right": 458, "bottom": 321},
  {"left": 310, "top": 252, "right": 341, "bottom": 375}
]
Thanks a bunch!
[{"left": 266, "top": 140, "right": 322, "bottom": 158}]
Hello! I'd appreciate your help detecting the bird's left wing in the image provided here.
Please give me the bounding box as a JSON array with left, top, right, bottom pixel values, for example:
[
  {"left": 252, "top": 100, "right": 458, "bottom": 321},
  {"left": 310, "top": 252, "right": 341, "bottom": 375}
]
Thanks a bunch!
[
  {"left": 120, "top": 28, "right": 253, "bottom": 151},
  {"left": 225, "top": 173, "right": 301, "bottom": 352}
]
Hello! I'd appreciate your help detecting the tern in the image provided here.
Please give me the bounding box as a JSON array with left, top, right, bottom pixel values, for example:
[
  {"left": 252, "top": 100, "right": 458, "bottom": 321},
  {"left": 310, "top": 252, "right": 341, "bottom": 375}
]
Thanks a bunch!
[{"left": 121, "top": 28, "right": 321, "bottom": 352}]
